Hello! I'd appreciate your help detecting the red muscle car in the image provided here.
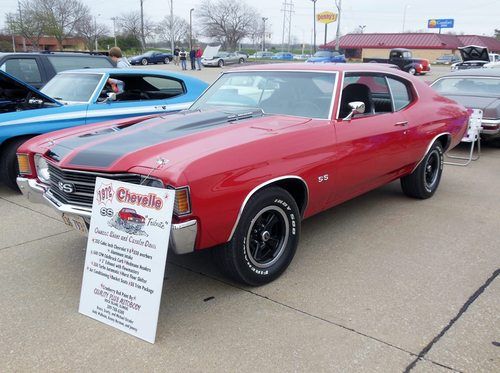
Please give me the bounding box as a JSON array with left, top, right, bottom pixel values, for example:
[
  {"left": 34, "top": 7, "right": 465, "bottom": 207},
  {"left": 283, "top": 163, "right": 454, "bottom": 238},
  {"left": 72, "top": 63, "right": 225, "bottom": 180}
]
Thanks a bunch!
[{"left": 16, "top": 63, "right": 469, "bottom": 286}]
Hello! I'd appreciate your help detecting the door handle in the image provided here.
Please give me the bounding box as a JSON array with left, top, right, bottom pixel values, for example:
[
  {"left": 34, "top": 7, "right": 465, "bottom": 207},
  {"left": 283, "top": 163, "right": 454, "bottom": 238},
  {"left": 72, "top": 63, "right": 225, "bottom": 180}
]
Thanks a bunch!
[{"left": 394, "top": 121, "right": 408, "bottom": 127}]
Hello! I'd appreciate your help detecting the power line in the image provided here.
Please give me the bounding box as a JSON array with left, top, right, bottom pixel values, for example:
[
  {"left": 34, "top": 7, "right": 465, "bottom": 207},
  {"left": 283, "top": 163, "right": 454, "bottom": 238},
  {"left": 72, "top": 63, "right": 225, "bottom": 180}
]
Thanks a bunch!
[{"left": 280, "top": 0, "right": 294, "bottom": 52}]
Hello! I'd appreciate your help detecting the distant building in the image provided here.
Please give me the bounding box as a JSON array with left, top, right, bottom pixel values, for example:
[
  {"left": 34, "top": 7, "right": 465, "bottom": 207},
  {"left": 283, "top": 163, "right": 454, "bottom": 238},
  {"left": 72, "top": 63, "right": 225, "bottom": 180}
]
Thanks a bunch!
[
  {"left": 0, "top": 35, "right": 86, "bottom": 52},
  {"left": 322, "top": 33, "right": 500, "bottom": 61}
]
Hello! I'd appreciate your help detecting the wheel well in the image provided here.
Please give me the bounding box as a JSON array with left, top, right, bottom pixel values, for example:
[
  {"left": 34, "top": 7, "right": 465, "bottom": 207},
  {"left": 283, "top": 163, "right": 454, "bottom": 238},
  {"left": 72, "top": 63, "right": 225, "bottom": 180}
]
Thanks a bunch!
[
  {"left": 269, "top": 178, "right": 309, "bottom": 216},
  {"left": 0, "top": 135, "right": 35, "bottom": 156},
  {"left": 435, "top": 134, "right": 451, "bottom": 152}
]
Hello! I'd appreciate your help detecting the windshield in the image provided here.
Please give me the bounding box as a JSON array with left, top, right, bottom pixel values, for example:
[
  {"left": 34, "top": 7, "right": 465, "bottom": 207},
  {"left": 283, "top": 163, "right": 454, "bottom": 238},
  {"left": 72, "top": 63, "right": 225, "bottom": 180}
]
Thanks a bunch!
[
  {"left": 432, "top": 77, "right": 500, "bottom": 97},
  {"left": 143, "top": 51, "right": 155, "bottom": 57},
  {"left": 314, "top": 51, "right": 332, "bottom": 57},
  {"left": 191, "top": 71, "right": 337, "bottom": 119},
  {"left": 41, "top": 73, "right": 103, "bottom": 103}
]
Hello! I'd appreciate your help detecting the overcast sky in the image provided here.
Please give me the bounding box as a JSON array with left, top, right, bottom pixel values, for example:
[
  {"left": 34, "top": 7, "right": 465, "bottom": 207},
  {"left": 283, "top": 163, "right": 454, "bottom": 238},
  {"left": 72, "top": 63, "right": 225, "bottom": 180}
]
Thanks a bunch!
[{"left": 0, "top": 0, "right": 498, "bottom": 44}]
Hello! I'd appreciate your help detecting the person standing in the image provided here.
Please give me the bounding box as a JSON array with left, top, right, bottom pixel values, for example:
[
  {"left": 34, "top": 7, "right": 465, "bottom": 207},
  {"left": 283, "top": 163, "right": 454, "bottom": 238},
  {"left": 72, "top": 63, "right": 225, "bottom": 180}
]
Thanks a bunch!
[
  {"left": 189, "top": 47, "right": 196, "bottom": 70},
  {"left": 173, "top": 46, "right": 180, "bottom": 66},
  {"left": 195, "top": 46, "right": 203, "bottom": 70},
  {"left": 179, "top": 48, "right": 187, "bottom": 70},
  {"left": 109, "top": 47, "right": 131, "bottom": 68}
]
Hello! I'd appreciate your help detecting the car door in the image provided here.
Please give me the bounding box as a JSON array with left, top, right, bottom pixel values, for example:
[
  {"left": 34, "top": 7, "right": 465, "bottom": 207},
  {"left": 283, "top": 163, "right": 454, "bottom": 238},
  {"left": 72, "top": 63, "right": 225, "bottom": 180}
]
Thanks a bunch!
[
  {"left": 329, "top": 73, "right": 410, "bottom": 205},
  {"left": 85, "top": 73, "right": 192, "bottom": 124}
]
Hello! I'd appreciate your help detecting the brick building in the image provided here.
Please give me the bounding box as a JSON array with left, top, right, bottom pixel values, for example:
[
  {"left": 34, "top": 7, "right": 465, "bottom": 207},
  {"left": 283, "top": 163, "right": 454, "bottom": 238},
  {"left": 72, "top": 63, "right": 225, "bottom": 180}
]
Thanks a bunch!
[{"left": 0, "top": 35, "right": 86, "bottom": 52}]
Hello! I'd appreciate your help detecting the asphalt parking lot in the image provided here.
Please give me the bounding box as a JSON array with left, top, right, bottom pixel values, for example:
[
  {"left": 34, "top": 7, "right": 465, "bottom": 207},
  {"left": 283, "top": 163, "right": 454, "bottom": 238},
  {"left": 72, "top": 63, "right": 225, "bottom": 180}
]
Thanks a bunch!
[{"left": 1, "top": 63, "right": 499, "bottom": 372}]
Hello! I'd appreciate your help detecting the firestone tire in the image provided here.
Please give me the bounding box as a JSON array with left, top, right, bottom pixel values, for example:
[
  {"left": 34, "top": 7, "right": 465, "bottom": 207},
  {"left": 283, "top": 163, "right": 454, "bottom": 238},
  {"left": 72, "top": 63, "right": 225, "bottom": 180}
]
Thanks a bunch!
[
  {"left": 0, "top": 137, "right": 31, "bottom": 191},
  {"left": 401, "top": 142, "right": 443, "bottom": 199},
  {"left": 214, "top": 187, "right": 301, "bottom": 286}
]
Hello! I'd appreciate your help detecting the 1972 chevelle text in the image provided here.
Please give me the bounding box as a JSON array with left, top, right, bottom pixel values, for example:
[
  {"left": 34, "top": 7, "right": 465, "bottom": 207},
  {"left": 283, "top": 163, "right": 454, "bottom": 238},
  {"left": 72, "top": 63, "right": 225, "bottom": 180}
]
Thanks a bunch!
[{"left": 17, "top": 64, "right": 468, "bottom": 285}]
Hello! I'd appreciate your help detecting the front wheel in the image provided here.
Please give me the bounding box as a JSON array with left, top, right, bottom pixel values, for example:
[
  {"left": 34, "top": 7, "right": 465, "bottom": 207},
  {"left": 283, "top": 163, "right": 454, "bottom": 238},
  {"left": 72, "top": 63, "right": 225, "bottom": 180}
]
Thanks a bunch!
[
  {"left": 0, "top": 137, "right": 31, "bottom": 191},
  {"left": 141, "top": 58, "right": 148, "bottom": 65},
  {"left": 401, "top": 142, "right": 443, "bottom": 199},
  {"left": 214, "top": 187, "right": 301, "bottom": 286},
  {"left": 408, "top": 67, "right": 417, "bottom": 75},
  {"left": 239, "top": 58, "right": 244, "bottom": 64},
  {"left": 218, "top": 59, "right": 224, "bottom": 67}
]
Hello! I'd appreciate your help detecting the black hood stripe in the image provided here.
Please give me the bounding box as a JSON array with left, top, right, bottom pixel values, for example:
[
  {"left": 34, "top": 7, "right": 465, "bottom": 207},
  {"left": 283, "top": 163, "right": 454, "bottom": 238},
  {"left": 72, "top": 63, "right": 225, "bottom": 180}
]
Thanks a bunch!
[{"left": 61, "top": 109, "right": 263, "bottom": 168}]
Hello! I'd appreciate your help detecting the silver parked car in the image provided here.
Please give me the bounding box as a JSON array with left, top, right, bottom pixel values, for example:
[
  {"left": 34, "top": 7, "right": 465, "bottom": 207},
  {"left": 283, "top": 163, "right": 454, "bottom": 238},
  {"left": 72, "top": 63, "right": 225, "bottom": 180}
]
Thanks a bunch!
[{"left": 201, "top": 51, "right": 245, "bottom": 67}]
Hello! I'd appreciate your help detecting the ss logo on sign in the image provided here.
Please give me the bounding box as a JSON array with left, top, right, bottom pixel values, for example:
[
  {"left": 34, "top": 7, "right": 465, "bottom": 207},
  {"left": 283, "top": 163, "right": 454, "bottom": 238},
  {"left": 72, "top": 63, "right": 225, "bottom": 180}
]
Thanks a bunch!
[{"left": 100, "top": 208, "right": 114, "bottom": 217}]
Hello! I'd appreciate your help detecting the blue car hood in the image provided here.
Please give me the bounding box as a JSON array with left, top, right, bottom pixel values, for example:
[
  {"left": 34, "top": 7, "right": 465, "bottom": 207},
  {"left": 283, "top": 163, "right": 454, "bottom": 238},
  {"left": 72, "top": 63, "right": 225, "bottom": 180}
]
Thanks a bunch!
[{"left": 0, "top": 70, "right": 61, "bottom": 106}]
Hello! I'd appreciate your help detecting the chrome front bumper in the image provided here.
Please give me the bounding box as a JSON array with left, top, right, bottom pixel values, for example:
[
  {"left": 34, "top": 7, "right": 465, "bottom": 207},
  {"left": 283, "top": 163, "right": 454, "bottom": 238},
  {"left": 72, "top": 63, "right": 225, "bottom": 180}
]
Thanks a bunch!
[{"left": 16, "top": 177, "right": 197, "bottom": 255}]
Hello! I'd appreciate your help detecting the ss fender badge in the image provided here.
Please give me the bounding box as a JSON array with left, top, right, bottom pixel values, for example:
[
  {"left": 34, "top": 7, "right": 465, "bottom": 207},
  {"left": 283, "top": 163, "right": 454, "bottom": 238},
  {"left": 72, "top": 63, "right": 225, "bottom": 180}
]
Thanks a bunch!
[
  {"left": 318, "top": 174, "right": 329, "bottom": 183},
  {"left": 58, "top": 181, "right": 75, "bottom": 193}
]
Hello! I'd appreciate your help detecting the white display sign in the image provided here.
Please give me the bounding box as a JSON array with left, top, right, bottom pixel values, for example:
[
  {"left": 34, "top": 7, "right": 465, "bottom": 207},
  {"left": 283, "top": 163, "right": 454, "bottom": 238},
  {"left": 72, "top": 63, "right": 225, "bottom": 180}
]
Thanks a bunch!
[{"left": 79, "top": 177, "right": 175, "bottom": 343}]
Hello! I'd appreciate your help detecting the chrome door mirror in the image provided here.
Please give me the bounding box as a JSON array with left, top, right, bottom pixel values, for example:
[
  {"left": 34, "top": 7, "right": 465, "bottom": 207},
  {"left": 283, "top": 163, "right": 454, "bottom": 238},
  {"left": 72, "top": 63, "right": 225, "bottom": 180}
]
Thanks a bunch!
[{"left": 343, "top": 101, "right": 365, "bottom": 121}]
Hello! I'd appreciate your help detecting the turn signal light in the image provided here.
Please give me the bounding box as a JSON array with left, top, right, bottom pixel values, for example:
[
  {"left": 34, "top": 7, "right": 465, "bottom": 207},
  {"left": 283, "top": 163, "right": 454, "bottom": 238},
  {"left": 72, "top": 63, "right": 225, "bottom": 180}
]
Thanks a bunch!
[
  {"left": 174, "top": 188, "right": 191, "bottom": 216},
  {"left": 17, "top": 154, "right": 31, "bottom": 175}
]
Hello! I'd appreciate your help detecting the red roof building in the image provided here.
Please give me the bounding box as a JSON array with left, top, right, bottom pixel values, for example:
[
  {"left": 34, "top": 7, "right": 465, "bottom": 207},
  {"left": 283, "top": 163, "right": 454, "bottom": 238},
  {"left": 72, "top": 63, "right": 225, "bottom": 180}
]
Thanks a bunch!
[{"left": 322, "top": 33, "right": 500, "bottom": 61}]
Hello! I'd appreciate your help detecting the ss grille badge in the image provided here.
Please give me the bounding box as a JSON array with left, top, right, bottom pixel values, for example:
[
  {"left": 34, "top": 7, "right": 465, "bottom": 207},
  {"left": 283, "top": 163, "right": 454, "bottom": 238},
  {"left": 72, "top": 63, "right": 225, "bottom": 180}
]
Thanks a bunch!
[{"left": 57, "top": 181, "right": 75, "bottom": 194}]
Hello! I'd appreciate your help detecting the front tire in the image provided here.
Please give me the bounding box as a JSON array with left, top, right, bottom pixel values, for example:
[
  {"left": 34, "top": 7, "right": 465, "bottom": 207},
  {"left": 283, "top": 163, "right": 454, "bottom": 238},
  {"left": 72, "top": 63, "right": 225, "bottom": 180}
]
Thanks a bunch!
[
  {"left": 0, "top": 137, "right": 31, "bottom": 191},
  {"left": 401, "top": 142, "right": 443, "bottom": 199},
  {"left": 408, "top": 67, "right": 417, "bottom": 75},
  {"left": 218, "top": 59, "right": 224, "bottom": 67},
  {"left": 141, "top": 58, "right": 148, "bottom": 65},
  {"left": 215, "top": 187, "right": 301, "bottom": 286}
]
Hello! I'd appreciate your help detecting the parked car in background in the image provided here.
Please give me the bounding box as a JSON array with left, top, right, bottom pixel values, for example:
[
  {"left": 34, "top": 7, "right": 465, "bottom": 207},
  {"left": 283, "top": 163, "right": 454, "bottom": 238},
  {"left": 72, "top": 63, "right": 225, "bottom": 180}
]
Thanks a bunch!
[
  {"left": 434, "top": 54, "right": 460, "bottom": 65},
  {"left": 450, "top": 45, "right": 491, "bottom": 71},
  {"left": 129, "top": 51, "right": 173, "bottom": 65},
  {"left": 17, "top": 63, "right": 468, "bottom": 286},
  {"left": 271, "top": 52, "right": 294, "bottom": 60},
  {"left": 250, "top": 51, "right": 275, "bottom": 59},
  {"left": 431, "top": 69, "right": 500, "bottom": 146},
  {"left": 363, "top": 48, "right": 431, "bottom": 75},
  {"left": 0, "top": 52, "right": 114, "bottom": 88},
  {"left": 293, "top": 54, "right": 310, "bottom": 60},
  {"left": 306, "top": 50, "right": 346, "bottom": 63},
  {"left": 236, "top": 52, "right": 249, "bottom": 60},
  {"left": 0, "top": 68, "right": 207, "bottom": 189},
  {"left": 202, "top": 51, "right": 245, "bottom": 67}
]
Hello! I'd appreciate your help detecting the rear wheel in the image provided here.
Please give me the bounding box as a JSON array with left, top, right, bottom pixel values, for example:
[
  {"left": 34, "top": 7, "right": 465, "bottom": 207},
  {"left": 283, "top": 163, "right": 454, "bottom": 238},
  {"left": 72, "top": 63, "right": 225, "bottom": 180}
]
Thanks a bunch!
[
  {"left": 401, "top": 142, "right": 443, "bottom": 199},
  {"left": 164, "top": 57, "right": 170, "bottom": 64},
  {"left": 239, "top": 58, "right": 244, "bottom": 64},
  {"left": 0, "top": 137, "right": 31, "bottom": 191},
  {"left": 214, "top": 187, "right": 301, "bottom": 286}
]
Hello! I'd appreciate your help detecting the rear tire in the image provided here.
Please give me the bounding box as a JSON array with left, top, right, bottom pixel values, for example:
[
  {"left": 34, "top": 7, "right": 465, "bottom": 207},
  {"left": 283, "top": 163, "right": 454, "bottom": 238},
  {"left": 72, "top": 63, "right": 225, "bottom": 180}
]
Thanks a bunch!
[
  {"left": 214, "top": 187, "right": 301, "bottom": 286},
  {"left": 164, "top": 57, "right": 170, "bottom": 64},
  {"left": 0, "top": 137, "right": 31, "bottom": 191},
  {"left": 401, "top": 142, "right": 443, "bottom": 199}
]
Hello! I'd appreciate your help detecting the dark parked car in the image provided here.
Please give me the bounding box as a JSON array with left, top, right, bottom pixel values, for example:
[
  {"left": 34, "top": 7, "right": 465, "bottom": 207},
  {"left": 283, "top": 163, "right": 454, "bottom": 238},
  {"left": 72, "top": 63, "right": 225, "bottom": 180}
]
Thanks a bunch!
[
  {"left": 431, "top": 69, "right": 500, "bottom": 145},
  {"left": 363, "top": 48, "right": 431, "bottom": 75},
  {"left": 0, "top": 52, "right": 114, "bottom": 88},
  {"left": 129, "top": 51, "right": 173, "bottom": 65}
]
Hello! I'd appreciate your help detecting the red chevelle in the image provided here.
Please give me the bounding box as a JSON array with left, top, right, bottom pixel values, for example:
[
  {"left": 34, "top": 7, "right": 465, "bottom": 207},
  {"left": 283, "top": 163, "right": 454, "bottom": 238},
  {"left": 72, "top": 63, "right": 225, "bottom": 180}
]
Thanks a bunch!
[{"left": 16, "top": 64, "right": 468, "bottom": 285}]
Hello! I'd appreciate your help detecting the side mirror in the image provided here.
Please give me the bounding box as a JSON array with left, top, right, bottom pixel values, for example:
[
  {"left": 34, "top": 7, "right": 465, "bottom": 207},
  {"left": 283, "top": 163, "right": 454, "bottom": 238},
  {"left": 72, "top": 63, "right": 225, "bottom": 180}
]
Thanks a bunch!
[{"left": 342, "top": 101, "right": 365, "bottom": 121}]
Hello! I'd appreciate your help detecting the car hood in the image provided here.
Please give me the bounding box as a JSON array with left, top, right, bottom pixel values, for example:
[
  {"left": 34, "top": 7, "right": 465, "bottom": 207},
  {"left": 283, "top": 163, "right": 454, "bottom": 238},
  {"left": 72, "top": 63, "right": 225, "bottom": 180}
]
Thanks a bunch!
[
  {"left": 459, "top": 45, "right": 490, "bottom": 63},
  {"left": 40, "top": 108, "right": 311, "bottom": 172},
  {"left": 0, "top": 70, "right": 61, "bottom": 107},
  {"left": 441, "top": 94, "right": 500, "bottom": 119},
  {"left": 202, "top": 45, "right": 221, "bottom": 60}
]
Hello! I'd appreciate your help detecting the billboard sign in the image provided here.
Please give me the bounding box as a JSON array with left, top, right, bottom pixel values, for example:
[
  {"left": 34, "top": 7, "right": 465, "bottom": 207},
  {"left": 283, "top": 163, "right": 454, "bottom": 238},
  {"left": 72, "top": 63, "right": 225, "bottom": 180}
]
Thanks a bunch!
[
  {"left": 428, "top": 19, "right": 454, "bottom": 29},
  {"left": 317, "top": 11, "right": 337, "bottom": 24}
]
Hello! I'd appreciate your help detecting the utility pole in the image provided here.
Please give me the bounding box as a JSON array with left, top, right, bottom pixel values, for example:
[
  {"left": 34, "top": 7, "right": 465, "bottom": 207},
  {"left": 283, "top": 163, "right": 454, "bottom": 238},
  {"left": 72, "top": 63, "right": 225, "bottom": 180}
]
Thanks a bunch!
[
  {"left": 310, "top": 0, "right": 317, "bottom": 54},
  {"left": 262, "top": 17, "right": 268, "bottom": 51},
  {"left": 335, "top": 0, "right": 342, "bottom": 51},
  {"left": 281, "top": 0, "right": 294, "bottom": 52},
  {"left": 402, "top": 5, "right": 410, "bottom": 33},
  {"left": 140, "top": 0, "right": 145, "bottom": 51},
  {"left": 170, "top": 0, "right": 174, "bottom": 53},
  {"left": 111, "top": 17, "right": 117, "bottom": 47},
  {"left": 189, "top": 8, "right": 194, "bottom": 51}
]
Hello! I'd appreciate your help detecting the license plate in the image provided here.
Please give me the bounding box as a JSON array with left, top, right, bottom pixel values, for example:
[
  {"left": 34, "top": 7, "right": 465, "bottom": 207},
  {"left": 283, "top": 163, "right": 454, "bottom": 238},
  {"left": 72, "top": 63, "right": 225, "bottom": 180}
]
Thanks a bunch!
[{"left": 62, "top": 213, "right": 88, "bottom": 234}]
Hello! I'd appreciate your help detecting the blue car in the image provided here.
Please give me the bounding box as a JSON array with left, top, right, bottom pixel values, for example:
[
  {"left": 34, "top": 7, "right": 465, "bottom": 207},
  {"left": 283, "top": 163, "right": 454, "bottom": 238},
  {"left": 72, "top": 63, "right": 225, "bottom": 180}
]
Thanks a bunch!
[
  {"left": 306, "top": 50, "right": 346, "bottom": 63},
  {"left": 0, "top": 68, "right": 208, "bottom": 189},
  {"left": 271, "top": 52, "right": 294, "bottom": 61},
  {"left": 129, "top": 51, "right": 174, "bottom": 65}
]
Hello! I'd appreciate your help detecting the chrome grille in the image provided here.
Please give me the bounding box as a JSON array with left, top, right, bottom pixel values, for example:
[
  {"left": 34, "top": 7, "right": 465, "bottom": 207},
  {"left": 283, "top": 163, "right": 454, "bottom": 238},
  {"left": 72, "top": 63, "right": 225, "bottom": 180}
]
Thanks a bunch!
[{"left": 47, "top": 163, "right": 143, "bottom": 208}]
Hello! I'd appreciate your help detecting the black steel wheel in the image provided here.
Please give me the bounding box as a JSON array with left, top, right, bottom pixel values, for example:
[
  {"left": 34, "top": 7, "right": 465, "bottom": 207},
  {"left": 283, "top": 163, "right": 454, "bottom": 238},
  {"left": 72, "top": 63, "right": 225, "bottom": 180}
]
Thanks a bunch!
[
  {"left": 214, "top": 187, "right": 301, "bottom": 286},
  {"left": 401, "top": 142, "right": 444, "bottom": 199}
]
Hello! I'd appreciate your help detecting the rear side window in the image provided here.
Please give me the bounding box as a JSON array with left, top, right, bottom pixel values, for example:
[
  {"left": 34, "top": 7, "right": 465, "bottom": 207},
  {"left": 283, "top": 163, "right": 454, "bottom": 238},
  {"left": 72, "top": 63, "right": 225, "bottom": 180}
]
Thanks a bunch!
[
  {"left": 143, "top": 76, "right": 184, "bottom": 93},
  {"left": 0, "top": 58, "right": 42, "bottom": 83},
  {"left": 47, "top": 56, "right": 113, "bottom": 73},
  {"left": 387, "top": 78, "right": 412, "bottom": 111}
]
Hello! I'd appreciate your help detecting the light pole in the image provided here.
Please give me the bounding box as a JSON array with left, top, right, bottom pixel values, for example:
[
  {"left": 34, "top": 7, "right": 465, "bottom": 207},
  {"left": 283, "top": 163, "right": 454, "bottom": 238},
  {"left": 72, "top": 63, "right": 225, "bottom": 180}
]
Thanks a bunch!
[
  {"left": 262, "top": 17, "right": 268, "bottom": 51},
  {"left": 94, "top": 14, "right": 101, "bottom": 51},
  {"left": 140, "top": 0, "right": 145, "bottom": 51},
  {"left": 189, "top": 8, "right": 194, "bottom": 51},
  {"left": 310, "top": 0, "right": 317, "bottom": 54},
  {"left": 170, "top": 0, "right": 174, "bottom": 53},
  {"left": 402, "top": 5, "right": 411, "bottom": 33},
  {"left": 111, "top": 17, "right": 117, "bottom": 47},
  {"left": 335, "top": 0, "right": 342, "bottom": 51}
]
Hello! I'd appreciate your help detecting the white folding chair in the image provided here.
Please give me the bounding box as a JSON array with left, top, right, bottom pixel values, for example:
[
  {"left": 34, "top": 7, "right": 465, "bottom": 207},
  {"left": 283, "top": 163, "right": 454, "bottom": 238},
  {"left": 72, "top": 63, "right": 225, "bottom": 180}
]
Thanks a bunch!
[{"left": 444, "top": 108, "right": 483, "bottom": 166}]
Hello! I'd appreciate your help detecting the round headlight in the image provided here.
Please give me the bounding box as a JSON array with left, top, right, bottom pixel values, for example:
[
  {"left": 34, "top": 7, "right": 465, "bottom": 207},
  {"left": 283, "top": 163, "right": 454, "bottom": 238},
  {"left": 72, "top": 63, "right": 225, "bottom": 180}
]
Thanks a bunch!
[{"left": 34, "top": 154, "right": 50, "bottom": 184}]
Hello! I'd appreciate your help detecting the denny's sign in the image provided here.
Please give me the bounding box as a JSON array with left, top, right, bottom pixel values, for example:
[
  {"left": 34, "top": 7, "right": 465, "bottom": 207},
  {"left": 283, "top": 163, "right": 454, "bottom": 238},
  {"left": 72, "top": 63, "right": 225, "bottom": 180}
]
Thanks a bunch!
[{"left": 316, "top": 11, "right": 337, "bottom": 24}]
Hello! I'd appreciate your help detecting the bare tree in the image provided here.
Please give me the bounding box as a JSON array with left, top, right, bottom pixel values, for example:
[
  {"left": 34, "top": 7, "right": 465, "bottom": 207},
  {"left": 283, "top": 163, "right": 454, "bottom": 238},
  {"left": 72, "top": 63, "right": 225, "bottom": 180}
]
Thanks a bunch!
[
  {"left": 157, "top": 15, "right": 189, "bottom": 48},
  {"left": 76, "top": 15, "right": 110, "bottom": 51},
  {"left": 39, "top": 0, "right": 90, "bottom": 49},
  {"left": 118, "top": 11, "right": 155, "bottom": 50},
  {"left": 197, "top": 0, "right": 260, "bottom": 50},
  {"left": 5, "top": 1, "right": 48, "bottom": 51}
]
